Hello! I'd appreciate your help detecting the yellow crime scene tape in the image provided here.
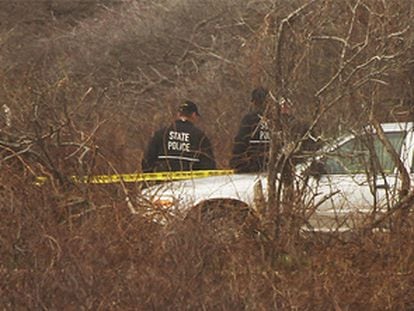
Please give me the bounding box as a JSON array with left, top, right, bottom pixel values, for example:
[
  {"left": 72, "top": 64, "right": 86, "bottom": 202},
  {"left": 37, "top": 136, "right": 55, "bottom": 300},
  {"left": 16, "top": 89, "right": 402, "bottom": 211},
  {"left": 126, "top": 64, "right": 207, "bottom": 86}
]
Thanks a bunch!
[{"left": 34, "top": 169, "right": 235, "bottom": 186}]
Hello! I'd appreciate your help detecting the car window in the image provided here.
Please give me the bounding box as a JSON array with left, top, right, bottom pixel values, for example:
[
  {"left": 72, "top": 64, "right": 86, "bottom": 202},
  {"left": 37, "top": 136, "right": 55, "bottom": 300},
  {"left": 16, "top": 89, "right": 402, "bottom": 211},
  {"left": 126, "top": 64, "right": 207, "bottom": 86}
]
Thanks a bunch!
[{"left": 323, "top": 131, "right": 405, "bottom": 174}]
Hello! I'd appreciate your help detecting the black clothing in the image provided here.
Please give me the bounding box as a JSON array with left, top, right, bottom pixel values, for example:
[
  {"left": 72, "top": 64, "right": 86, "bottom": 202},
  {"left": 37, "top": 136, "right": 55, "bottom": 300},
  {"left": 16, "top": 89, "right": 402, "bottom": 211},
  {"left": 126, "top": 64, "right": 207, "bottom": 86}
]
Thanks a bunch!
[
  {"left": 142, "top": 119, "right": 216, "bottom": 172},
  {"left": 280, "top": 114, "right": 320, "bottom": 164},
  {"left": 229, "top": 112, "right": 270, "bottom": 173},
  {"left": 230, "top": 111, "right": 319, "bottom": 173}
]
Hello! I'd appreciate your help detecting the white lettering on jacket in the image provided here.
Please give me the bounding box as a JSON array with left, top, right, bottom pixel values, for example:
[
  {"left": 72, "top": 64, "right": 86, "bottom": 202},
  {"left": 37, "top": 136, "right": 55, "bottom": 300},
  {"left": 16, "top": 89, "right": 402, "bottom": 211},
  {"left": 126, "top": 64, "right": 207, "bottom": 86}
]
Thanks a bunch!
[
  {"left": 169, "top": 131, "right": 190, "bottom": 142},
  {"left": 259, "top": 130, "right": 270, "bottom": 140},
  {"left": 250, "top": 119, "right": 270, "bottom": 143},
  {"left": 168, "top": 131, "right": 191, "bottom": 152}
]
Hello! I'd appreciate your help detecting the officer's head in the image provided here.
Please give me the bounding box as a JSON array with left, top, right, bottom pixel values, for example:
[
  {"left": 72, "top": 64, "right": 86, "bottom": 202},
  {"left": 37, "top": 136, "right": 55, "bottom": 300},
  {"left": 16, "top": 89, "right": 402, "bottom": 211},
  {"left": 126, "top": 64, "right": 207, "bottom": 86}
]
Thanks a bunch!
[
  {"left": 178, "top": 100, "right": 200, "bottom": 122},
  {"left": 251, "top": 87, "right": 268, "bottom": 111}
]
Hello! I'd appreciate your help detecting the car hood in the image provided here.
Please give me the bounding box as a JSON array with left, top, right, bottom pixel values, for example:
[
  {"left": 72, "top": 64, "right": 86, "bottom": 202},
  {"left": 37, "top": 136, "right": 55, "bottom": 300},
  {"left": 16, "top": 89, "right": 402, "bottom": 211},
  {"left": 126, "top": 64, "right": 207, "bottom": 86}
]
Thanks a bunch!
[{"left": 141, "top": 172, "right": 266, "bottom": 208}]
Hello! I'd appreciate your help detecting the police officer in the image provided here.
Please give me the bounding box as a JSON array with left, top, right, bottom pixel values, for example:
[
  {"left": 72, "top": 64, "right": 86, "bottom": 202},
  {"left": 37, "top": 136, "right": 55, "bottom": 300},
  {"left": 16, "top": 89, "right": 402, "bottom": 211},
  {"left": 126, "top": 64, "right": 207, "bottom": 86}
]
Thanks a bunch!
[
  {"left": 229, "top": 87, "right": 270, "bottom": 173},
  {"left": 278, "top": 97, "right": 320, "bottom": 166},
  {"left": 142, "top": 100, "right": 216, "bottom": 172}
]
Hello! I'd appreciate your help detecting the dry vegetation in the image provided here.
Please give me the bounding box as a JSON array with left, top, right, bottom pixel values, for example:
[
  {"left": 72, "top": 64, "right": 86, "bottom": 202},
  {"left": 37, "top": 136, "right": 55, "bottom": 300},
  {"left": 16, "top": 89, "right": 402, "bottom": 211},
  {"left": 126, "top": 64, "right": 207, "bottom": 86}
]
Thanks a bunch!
[{"left": 1, "top": 0, "right": 414, "bottom": 309}]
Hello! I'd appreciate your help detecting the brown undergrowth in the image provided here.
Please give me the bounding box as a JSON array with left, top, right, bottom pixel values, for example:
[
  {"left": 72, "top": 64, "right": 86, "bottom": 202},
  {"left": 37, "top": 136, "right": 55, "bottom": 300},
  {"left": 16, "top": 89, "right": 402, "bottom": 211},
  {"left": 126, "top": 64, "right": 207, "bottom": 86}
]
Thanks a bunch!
[{"left": 1, "top": 168, "right": 414, "bottom": 310}]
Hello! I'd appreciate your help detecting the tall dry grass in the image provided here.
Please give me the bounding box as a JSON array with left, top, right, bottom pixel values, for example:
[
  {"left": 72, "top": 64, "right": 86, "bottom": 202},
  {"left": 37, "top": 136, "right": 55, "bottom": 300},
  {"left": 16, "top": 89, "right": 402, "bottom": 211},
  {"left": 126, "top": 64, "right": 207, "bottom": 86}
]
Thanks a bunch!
[{"left": 1, "top": 166, "right": 414, "bottom": 309}]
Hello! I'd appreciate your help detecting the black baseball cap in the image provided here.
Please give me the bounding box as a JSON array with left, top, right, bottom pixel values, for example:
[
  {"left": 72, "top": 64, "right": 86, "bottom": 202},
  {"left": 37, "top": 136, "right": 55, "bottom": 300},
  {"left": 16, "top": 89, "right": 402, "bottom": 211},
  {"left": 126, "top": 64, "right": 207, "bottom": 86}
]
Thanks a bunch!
[
  {"left": 179, "top": 100, "right": 201, "bottom": 116},
  {"left": 251, "top": 87, "right": 268, "bottom": 104}
]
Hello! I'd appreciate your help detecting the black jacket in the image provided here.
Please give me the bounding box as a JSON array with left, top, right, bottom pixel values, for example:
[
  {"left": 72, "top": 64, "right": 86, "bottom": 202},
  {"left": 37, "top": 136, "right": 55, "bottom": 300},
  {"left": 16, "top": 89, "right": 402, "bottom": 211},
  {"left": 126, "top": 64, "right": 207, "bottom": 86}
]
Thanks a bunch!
[
  {"left": 229, "top": 112, "right": 270, "bottom": 173},
  {"left": 230, "top": 111, "right": 319, "bottom": 173},
  {"left": 142, "top": 119, "right": 216, "bottom": 172}
]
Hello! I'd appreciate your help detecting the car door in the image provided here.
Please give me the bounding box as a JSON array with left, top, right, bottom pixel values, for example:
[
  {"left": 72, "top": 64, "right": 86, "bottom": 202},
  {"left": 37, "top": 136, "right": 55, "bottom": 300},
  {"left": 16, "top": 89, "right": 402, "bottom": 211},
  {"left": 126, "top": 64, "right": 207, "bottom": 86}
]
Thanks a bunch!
[{"left": 311, "top": 127, "right": 411, "bottom": 216}]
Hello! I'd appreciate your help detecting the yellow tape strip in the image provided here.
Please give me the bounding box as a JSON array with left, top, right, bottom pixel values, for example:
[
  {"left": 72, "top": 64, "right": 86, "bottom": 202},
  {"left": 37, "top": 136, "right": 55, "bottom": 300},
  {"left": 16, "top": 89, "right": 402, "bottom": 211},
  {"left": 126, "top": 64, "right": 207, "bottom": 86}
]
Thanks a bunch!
[{"left": 34, "top": 169, "right": 234, "bottom": 186}]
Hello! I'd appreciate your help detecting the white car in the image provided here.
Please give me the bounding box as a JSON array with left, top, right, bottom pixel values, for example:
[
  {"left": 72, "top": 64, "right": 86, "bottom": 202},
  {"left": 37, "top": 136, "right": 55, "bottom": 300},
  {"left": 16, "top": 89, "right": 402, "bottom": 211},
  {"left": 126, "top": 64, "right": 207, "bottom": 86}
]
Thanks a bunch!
[{"left": 141, "top": 122, "right": 414, "bottom": 231}]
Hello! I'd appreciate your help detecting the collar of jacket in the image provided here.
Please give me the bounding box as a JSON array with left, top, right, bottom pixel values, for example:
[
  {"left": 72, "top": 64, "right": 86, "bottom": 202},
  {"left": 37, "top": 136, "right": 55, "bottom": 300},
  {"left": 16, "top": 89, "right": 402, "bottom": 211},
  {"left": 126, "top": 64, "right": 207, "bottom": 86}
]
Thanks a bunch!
[{"left": 176, "top": 117, "right": 193, "bottom": 124}]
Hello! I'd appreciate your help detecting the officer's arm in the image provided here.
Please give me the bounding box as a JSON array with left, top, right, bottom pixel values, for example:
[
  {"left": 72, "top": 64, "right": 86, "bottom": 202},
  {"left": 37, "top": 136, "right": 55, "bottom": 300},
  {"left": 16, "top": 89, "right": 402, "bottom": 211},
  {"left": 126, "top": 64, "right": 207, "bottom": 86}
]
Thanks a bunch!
[
  {"left": 229, "top": 115, "right": 254, "bottom": 168},
  {"left": 232, "top": 114, "right": 255, "bottom": 155},
  {"left": 141, "top": 130, "right": 162, "bottom": 172},
  {"left": 198, "top": 135, "right": 216, "bottom": 170}
]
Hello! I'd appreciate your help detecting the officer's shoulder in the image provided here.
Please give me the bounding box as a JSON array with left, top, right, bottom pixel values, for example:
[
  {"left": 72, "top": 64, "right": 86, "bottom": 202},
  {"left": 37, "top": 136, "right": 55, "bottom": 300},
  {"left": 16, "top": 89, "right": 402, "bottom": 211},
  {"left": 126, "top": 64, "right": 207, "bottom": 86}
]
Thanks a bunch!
[
  {"left": 152, "top": 125, "right": 169, "bottom": 136},
  {"left": 190, "top": 125, "right": 210, "bottom": 138},
  {"left": 242, "top": 112, "right": 260, "bottom": 123},
  {"left": 191, "top": 124, "right": 205, "bottom": 134}
]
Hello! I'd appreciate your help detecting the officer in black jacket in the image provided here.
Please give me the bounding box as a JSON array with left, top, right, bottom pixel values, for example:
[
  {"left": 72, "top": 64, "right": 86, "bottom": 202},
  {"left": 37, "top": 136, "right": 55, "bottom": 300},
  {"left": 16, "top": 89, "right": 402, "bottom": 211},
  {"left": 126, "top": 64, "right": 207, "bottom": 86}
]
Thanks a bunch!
[
  {"left": 230, "top": 87, "right": 320, "bottom": 174},
  {"left": 229, "top": 87, "right": 270, "bottom": 173},
  {"left": 142, "top": 101, "right": 216, "bottom": 172}
]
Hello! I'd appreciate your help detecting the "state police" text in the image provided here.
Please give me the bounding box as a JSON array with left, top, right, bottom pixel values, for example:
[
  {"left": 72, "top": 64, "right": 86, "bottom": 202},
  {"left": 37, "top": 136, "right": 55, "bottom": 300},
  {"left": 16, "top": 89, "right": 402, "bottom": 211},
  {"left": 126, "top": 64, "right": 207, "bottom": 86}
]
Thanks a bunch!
[{"left": 168, "top": 131, "right": 191, "bottom": 152}]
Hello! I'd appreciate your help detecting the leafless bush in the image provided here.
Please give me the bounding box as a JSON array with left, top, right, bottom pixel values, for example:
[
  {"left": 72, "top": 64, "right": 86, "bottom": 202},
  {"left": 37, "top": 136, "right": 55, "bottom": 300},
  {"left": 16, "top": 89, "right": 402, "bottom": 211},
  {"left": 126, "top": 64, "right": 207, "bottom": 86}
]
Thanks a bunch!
[
  {"left": 255, "top": 0, "right": 414, "bottom": 250},
  {"left": 2, "top": 172, "right": 414, "bottom": 309},
  {"left": 2, "top": 0, "right": 414, "bottom": 309}
]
